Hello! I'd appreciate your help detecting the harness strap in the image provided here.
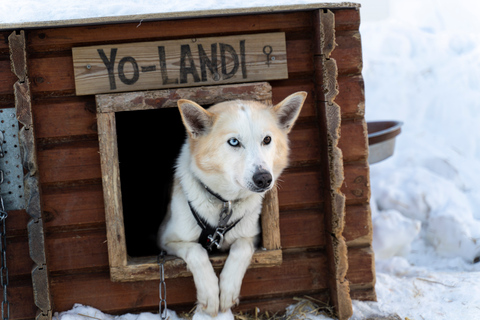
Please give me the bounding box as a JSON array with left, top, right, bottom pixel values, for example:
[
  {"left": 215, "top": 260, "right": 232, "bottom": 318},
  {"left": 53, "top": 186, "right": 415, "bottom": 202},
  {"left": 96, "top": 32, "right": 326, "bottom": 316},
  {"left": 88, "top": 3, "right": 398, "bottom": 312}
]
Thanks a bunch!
[{"left": 188, "top": 201, "right": 241, "bottom": 252}]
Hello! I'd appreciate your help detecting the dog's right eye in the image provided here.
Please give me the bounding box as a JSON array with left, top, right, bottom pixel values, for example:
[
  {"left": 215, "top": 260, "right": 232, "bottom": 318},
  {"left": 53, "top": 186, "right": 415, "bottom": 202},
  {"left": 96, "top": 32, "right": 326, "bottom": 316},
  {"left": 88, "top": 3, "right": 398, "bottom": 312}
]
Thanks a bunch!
[{"left": 228, "top": 138, "right": 241, "bottom": 147}]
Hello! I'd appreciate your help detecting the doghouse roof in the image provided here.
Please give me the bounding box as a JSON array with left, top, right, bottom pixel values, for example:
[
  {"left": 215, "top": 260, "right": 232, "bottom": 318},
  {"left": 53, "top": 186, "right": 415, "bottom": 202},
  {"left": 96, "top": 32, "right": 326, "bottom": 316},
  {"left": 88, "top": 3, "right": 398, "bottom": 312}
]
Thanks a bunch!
[{"left": 0, "top": 2, "right": 360, "bottom": 30}]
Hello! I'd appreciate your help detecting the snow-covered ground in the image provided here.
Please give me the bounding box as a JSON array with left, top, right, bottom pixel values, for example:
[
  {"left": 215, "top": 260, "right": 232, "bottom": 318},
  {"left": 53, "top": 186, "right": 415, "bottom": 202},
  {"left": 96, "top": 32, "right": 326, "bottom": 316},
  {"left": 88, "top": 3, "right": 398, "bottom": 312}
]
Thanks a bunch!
[{"left": 3, "top": 0, "right": 480, "bottom": 319}]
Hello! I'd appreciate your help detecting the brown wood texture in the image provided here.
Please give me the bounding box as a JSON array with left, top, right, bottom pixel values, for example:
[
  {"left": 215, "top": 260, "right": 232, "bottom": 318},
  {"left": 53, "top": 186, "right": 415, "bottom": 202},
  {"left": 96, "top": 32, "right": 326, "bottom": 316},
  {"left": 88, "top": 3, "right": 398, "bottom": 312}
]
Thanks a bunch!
[
  {"left": 0, "top": 7, "right": 374, "bottom": 319},
  {"left": 331, "top": 8, "right": 376, "bottom": 302},
  {"left": 73, "top": 33, "right": 288, "bottom": 95}
]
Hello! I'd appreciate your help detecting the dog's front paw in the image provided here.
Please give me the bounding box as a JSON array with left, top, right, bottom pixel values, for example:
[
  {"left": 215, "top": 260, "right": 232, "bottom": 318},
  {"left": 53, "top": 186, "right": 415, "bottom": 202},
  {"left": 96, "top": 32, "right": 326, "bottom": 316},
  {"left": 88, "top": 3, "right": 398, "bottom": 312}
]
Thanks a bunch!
[
  {"left": 197, "top": 284, "right": 220, "bottom": 317},
  {"left": 219, "top": 276, "right": 241, "bottom": 312},
  {"left": 193, "top": 308, "right": 234, "bottom": 320}
]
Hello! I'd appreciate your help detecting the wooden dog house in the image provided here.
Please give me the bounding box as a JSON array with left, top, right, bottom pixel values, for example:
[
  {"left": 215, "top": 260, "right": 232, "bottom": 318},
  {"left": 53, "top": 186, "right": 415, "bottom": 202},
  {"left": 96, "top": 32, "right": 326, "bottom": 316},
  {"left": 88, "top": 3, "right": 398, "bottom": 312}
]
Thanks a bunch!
[{"left": 0, "top": 3, "right": 375, "bottom": 320}]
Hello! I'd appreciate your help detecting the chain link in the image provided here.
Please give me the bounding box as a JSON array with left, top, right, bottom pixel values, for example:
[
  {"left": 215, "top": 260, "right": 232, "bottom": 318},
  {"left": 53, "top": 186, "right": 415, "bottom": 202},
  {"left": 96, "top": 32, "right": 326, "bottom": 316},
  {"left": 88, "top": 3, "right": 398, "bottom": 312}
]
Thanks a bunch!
[{"left": 158, "top": 251, "right": 167, "bottom": 320}]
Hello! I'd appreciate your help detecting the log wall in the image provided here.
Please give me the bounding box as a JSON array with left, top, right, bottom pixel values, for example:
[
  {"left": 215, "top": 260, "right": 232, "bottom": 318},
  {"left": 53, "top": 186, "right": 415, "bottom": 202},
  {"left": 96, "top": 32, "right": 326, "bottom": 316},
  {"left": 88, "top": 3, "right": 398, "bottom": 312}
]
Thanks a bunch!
[{"left": 0, "top": 6, "right": 375, "bottom": 320}]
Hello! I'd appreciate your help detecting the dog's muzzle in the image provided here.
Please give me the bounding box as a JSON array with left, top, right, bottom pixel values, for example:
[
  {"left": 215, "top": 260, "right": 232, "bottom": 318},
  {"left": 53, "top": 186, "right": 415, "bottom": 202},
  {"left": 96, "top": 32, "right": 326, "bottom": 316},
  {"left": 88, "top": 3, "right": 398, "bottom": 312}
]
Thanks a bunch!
[{"left": 252, "top": 170, "right": 272, "bottom": 191}]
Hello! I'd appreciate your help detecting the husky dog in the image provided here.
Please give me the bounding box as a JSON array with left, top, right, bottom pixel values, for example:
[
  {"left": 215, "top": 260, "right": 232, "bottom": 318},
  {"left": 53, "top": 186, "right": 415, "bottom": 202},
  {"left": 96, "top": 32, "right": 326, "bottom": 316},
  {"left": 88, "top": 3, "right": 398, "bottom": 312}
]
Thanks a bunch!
[{"left": 158, "top": 91, "right": 307, "bottom": 317}]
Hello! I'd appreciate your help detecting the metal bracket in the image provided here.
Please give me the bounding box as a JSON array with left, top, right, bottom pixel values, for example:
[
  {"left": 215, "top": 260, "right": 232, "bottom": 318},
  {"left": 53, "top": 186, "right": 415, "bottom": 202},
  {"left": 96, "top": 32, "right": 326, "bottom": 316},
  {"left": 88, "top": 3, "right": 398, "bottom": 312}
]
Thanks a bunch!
[{"left": 0, "top": 108, "right": 25, "bottom": 211}]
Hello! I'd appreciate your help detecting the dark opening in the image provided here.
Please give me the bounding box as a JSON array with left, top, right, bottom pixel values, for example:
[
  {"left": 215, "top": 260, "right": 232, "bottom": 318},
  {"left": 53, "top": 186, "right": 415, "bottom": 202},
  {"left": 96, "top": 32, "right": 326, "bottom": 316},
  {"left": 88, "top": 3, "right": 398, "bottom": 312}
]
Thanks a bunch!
[{"left": 116, "top": 107, "right": 185, "bottom": 257}]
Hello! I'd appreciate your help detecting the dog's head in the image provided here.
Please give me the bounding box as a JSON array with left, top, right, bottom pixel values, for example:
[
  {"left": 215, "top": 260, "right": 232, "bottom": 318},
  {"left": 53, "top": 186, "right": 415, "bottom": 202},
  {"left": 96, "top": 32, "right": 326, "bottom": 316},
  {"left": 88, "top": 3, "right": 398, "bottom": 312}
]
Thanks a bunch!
[{"left": 178, "top": 92, "right": 307, "bottom": 198}]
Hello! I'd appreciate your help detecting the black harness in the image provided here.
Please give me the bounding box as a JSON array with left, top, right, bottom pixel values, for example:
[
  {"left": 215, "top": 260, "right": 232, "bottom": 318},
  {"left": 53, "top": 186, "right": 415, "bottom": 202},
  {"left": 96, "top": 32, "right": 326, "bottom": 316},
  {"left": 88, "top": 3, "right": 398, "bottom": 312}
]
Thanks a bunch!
[{"left": 188, "top": 182, "right": 241, "bottom": 252}]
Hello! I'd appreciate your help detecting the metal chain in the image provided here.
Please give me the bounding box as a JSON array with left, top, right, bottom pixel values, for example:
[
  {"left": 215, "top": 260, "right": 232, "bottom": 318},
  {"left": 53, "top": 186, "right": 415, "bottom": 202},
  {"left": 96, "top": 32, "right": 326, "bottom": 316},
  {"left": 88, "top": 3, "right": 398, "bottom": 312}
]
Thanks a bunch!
[
  {"left": 0, "top": 136, "right": 10, "bottom": 320},
  {"left": 158, "top": 251, "right": 167, "bottom": 320}
]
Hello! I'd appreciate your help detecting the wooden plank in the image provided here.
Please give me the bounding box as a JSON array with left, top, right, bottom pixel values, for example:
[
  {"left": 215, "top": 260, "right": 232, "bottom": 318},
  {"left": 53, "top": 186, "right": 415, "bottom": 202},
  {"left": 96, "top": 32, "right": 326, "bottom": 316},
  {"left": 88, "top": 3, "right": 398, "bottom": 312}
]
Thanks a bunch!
[
  {"left": 37, "top": 144, "right": 102, "bottom": 184},
  {"left": 40, "top": 207, "right": 325, "bottom": 276},
  {"left": 73, "top": 33, "right": 288, "bottom": 95},
  {"left": 338, "top": 119, "right": 368, "bottom": 163},
  {"left": 261, "top": 187, "right": 281, "bottom": 250},
  {"left": 33, "top": 98, "right": 97, "bottom": 139},
  {"left": 341, "top": 161, "right": 370, "bottom": 205},
  {"left": 332, "top": 8, "right": 361, "bottom": 32},
  {"left": 46, "top": 230, "right": 109, "bottom": 273},
  {"left": 336, "top": 74, "right": 365, "bottom": 119},
  {"left": 29, "top": 54, "right": 75, "bottom": 94},
  {"left": 271, "top": 79, "right": 316, "bottom": 117},
  {"left": 277, "top": 170, "right": 325, "bottom": 210},
  {"left": 280, "top": 208, "right": 325, "bottom": 249},
  {"left": 346, "top": 246, "right": 376, "bottom": 292},
  {"left": 343, "top": 204, "right": 372, "bottom": 247},
  {"left": 6, "top": 282, "right": 37, "bottom": 320},
  {"left": 43, "top": 184, "right": 105, "bottom": 230},
  {"left": 3, "top": 210, "right": 30, "bottom": 235},
  {"left": 50, "top": 249, "right": 328, "bottom": 313},
  {"left": 95, "top": 82, "right": 272, "bottom": 113},
  {"left": 285, "top": 38, "right": 313, "bottom": 76},
  {"left": 26, "top": 12, "right": 313, "bottom": 53},
  {"left": 330, "top": 30, "right": 363, "bottom": 76},
  {"left": 0, "top": 59, "right": 17, "bottom": 96},
  {"left": 7, "top": 238, "right": 32, "bottom": 277},
  {"left": 288, "top": 126, "right": 323, "bottom": 166},
  {"left": 97, "top": 112, "right": 128, "bottom": 275},
  {"left": 28, "top": 38, "right": 312, "bottom": 96}
]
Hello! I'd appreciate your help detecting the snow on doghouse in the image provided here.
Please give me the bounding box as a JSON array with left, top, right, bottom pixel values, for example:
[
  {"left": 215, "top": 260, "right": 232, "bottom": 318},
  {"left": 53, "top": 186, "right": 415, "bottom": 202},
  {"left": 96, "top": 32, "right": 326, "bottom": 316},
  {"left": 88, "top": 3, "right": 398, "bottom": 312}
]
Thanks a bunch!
[{"left": 0, "top": 3, "right": 374, "bottom": 319}]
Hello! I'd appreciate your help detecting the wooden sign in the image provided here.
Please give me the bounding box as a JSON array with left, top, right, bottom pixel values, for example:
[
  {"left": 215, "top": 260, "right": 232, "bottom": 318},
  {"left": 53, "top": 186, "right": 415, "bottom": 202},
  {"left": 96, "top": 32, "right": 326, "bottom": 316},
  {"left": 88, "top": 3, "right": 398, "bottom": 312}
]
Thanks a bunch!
[{"left": 72, "top": 33, "right": 288, "bottom": 95}]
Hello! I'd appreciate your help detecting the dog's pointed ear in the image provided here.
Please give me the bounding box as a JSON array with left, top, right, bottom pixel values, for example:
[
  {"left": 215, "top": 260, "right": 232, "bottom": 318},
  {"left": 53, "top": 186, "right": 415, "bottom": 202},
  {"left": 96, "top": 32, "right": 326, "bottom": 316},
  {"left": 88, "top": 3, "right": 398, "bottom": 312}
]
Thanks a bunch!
[
  {"left": 178, "top": 99, "right": 215, "bottom": 139},
  {"left": 273, "top": 91, "right": 307, "bottom": 133}
]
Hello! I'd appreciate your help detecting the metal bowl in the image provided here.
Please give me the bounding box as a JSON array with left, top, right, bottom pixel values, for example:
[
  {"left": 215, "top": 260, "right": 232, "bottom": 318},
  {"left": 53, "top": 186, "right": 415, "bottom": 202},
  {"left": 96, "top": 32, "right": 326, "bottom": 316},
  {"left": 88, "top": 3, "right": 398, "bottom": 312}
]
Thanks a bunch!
[{"left": 367, "top": 121, "right": 403, "bottom": 164}]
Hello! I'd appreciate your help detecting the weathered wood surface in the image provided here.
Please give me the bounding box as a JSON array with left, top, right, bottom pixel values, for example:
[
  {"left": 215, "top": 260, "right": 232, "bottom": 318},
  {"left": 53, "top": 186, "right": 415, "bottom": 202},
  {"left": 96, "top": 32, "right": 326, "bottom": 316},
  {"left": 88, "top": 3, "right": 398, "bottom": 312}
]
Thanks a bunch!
[
  {"left": 0, "top": 7, "right": 374, "bottom": 319},
  {"left": 73, "top": 33, "right": 288, "bottom": 95},
  {"left": 96, "top": 82, "right": 273, "bottom": 113},
  {"left": 8, "top": 30, "right": 53, "bottom": 320}
]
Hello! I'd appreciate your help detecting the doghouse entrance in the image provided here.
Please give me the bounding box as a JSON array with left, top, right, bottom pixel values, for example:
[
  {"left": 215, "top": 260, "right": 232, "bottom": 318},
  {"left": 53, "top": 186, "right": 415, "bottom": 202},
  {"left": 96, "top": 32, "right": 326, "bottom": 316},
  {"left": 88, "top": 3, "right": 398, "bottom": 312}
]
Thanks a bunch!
[
  {"left": 115, "top": 107, "right": 184, "bottom": 257},
  {"left": 96, "top": 82, "right": 283, "bottom": 282}
]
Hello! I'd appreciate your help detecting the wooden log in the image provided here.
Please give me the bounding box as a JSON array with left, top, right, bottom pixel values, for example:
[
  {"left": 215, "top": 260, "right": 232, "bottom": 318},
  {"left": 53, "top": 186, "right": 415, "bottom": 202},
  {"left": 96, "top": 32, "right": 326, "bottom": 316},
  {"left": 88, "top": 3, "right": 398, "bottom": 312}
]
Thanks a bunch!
[
  {"left": 37, "top": 144, "right": 102, "bottom": 184},
  {"left": 0, "top": 60, "right": 17, "bottom": 96},
  {"left": 332, "top": 8, "right": 361, "bottom": 32},
  {"left": 338, "top": 119, "right": 368, "bottom": 163},
  {"left": 341, "top": 161, "right": 370, "bottom": 205},
  {"left": 346, "top": 246, "right": 376, "bottom": 294},
  {"left": 336, "top": 74, "right": 365, "bottom": 119},
  {"left": 5, "top": 283, "right": 37, "bottom": 320},
  {"left": 46, "top": 230, "right": 109, "bottom": 274},
  {"left": 33, "top": 98, "right": 97, "bottom": 139},
  {"left": 27, "top": 37, "right": 313, "bottom": 96},
  {"left": 277, "top": 170, "right": 325, "bottom": 210},
  {"left": 26, "top": 12, "right": 313, "bottom": 53},
  {"left": 280, "top": 208, "right": 325, "bottom": 249},
  {"left": 50, "top": 249, "right": 328, "bottom": 313},
  {"left": 40, "top": 206, "right": 327, "bottom": 277},
  {"left": 288, "top": 125, "right": 323, "bottom": 167},
  {"left": 330, "top": 31, "right": 363, "bottom": 76},
  {"left": 271, "top": 79, "right": 316, "bottom": 118},
  {"left": 40, "top": 206, "right": 327, "bottom": 278},
  {"left": 343, "top": 204, "right": 373, "bottom": 247},
  {"left": 42, "top": 183, "right": 105, "bottom": 230},
  {"left": 6, "top": 238, "right": 31, "bottom": 277}
]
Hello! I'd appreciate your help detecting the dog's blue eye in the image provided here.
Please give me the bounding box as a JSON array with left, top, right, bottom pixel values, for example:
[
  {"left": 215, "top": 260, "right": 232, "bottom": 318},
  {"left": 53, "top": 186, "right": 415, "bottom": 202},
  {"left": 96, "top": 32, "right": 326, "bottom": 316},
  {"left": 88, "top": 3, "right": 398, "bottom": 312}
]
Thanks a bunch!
[
  {"left": 228, "top": 138, "right": 240, "bottom": 147},
  {"left": 263, "top": 136, "right": 272, "bottom": 145}
]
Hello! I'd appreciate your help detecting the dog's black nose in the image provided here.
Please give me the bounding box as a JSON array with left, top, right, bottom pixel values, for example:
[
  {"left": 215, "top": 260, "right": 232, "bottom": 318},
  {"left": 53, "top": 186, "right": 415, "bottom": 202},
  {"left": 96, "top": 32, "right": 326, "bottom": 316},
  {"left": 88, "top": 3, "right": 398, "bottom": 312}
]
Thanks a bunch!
[{"left": 253, "top": 171, "right": 272, "bottom": 189}]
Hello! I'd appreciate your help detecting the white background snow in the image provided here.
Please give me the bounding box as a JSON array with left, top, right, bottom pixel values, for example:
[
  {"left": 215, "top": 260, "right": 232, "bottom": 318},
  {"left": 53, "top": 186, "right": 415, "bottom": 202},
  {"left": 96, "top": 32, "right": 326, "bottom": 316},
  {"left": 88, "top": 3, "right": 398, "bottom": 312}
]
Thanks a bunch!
[{"left": 2, "top": 0, "right": 480, "bottom": 319}]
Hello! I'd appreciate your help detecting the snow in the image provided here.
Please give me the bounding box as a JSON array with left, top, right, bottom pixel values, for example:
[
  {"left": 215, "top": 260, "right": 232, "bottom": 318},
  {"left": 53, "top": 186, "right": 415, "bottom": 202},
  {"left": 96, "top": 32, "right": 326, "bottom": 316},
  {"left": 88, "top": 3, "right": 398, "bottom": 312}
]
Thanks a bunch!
[{"left": 3, "top": 0, "right": 480, "bottom": 319}]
